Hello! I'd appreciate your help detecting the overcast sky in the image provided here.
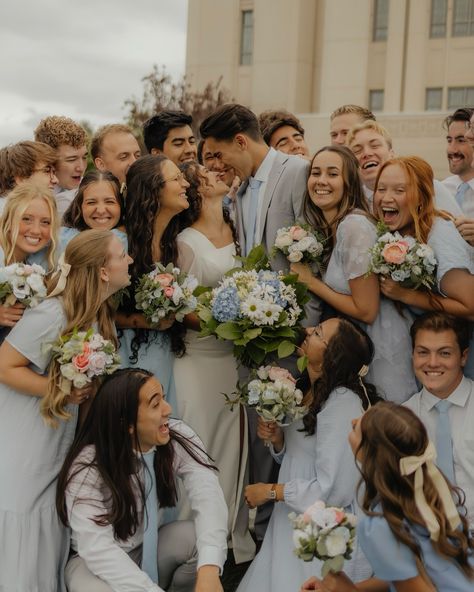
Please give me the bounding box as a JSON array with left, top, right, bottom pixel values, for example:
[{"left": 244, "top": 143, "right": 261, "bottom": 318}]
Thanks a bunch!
[{"left": 0, "top": 0, "right": 188, "bottom": 146}]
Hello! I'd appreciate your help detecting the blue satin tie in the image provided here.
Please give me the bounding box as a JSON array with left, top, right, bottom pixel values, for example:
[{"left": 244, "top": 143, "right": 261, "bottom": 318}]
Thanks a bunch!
[
  {"left": 245, "top": 177, "right": 262, "bottom": 256},
  {"left": 435, "top": 399, "right": 455, "bottom": 483},
  {"left": 141, "top": 450, "right": 159, "bottom": 583},
  {"left": 455, "top": 182, "right": 470, "bottom": 207}
]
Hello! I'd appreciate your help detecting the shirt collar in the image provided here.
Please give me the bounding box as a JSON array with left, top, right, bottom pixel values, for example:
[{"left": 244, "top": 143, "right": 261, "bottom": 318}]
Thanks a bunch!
[
  {"left": 421, "top": 375, "right": 472, "bottom": 410},
  {"left": 252, "top": 147, "right": 277, "bottom": 184}
]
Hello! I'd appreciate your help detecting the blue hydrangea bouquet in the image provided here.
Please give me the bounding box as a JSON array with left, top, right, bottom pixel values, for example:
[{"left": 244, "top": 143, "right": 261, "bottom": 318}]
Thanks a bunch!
[{"left": 197, "top": 246, "right": 308, "bottom": 368}]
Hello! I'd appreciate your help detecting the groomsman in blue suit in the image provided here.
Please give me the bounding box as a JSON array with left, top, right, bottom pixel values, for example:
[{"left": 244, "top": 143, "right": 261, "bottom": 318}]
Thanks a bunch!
[{"left": 200, "top": 104, "right": 320, "bottom": 543}]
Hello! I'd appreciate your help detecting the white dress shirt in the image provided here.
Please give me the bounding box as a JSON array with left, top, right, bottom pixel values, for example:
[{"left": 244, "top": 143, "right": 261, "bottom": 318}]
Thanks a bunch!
[
  {"left": 404, "top": 376, "right": 474, "bottom": 526},
  {"left": 66, "top": 420, "right": 228, "bottom": 592},
  {"left": 442, "top": 175, "right": 474, "bottom": 218},
  {"left": 242, "top": 147, "right": 277, "bottom": 246}
]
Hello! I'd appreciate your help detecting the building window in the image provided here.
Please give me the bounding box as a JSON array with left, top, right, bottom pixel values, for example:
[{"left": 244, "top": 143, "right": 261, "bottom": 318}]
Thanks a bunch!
[
  {"left": 373, "top": 0, "right": 389, "bottom": 41},
  {"left": 448, "top": 86, "right": 474, "bottom": 109},
  {"left": 430, "top": 0, "right": 447, "bottom": 37},
  {"left": 425, "top": 88, "right": 443, "bottom": 110},
  {"left": 240, "top": 10, "right": 254, "bottom": 65},
  {"left": 452, "top": 0, "right": 474, "bottom": 36},
  {"left": 369, "top": 90, "right": 385, "bottom": 111}
]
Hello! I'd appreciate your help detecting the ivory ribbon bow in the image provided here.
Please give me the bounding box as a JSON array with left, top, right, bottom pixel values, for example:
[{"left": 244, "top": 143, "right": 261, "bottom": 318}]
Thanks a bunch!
[{"left": 47, "top": 254, "right": 71, "bottom": 298}]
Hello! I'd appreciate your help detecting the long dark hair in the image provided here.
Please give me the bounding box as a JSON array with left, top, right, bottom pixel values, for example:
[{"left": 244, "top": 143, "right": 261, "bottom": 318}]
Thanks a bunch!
[
  {"left": 177, "top": 161, "right": 241, "bottom": 254},
  {"left": 357, "top": 402, "right": 474, "bottom": 581},
  {"left": 63, "top": 170, "right": 124, "bottom": 230},
  {"left": 302, "top": 318, "right": 380, "bottom": 435},
  {"left": 122, "top": 155, "right": 185, "bottom": 358},
  {"left": 56, "top": 368, "right": 216, "bottom": 542},
  {"left": 303, "top": 145, "right": 372, "bottom": 268}
]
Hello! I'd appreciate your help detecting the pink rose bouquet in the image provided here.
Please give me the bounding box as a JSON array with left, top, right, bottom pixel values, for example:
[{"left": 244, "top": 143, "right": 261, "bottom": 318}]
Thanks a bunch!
[
  {"left": 289, "top": 500, "right": 357, "bottom": 577},
  {"left": 50, "top": 328, "right": 121, "bottom": 394},
  {"left": 367, "top": 224, "right": 437, "bottom": 289},
  {"left": 135, "top": 263, "right": 198, "bottom": 325},
  {"left": 273, "top": 223, "right": 325, "bottom": 270}
]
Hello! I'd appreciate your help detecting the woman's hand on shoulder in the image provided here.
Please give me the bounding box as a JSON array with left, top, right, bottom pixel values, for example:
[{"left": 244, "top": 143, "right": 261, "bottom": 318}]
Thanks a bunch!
[
  {"left": 195, "top": 565, "right": 223, "bottom": 592},
  {"left": 256, "top": 416, "right": 284, "bottom": 450},
  {"left": 0, "top": 303, "right": 25, "bottom": 327}
]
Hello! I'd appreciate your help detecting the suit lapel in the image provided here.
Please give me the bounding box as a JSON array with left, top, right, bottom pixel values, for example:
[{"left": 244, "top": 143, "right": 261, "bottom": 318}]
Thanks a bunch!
[
  {"left": 236, "top": 179, "right": 249, "bottom": 253},
  {"left": 256, "top": 152, "right": 288, "bottom": 244}
]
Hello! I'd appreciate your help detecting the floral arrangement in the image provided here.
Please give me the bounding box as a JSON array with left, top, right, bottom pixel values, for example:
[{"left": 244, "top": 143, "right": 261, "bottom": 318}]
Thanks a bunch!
[
  {"left": 0, "top": 262, "right": 47, "bottom": 307},
  {"left": 225, "top": 365, "right": 307, "bottom": 426},
  {"left": 367, "top": 224, "right": 437, "bottom": 289},
  {"left": 51, "top": 328, "right": 121, "bottom": 393},
  {"left": 135, "top": 263, "right": 198, "bottom": 324},
  {"left": 273, "top": 224, "right": 325, "bottom": 270},
  {"left": 198, "top": 247, "right": 308, "bottom": 368},
  {"left": 290, "top": 500, "right": 357, "bottom": 577}
]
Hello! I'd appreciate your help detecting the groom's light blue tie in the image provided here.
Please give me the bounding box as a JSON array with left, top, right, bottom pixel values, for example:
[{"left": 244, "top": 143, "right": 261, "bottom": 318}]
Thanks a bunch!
[
  {"left": 245, "top": 177, "right": 262, "bottom": 256},
  {"left": 455, "top": 182, "right": 470, "bottom": 208},
  {"left": 435, "top": 399, "right": 455, "bottom": 483},
  {"left": 141, "top": 450, "right": 159, "bottom": 583}
]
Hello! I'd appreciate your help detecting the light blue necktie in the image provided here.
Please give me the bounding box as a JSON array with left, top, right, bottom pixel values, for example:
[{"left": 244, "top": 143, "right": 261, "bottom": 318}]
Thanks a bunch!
[
  {"left": 435, "top": 399, "right": 455, "bottom": 483},
  {"left": 245, "top": 177, "right": 262, "bottom": 256},
  {"left": 141, "top": 450, "right": 159, "bottom": 583},
  {"left": 455, "top": 182, "right": 470, "bottom": 208}
]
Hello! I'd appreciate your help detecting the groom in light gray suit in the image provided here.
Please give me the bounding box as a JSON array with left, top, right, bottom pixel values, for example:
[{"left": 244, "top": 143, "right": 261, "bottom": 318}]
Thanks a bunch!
[{"left": 200, "top": 104, "right": 321, "bottom": 543}]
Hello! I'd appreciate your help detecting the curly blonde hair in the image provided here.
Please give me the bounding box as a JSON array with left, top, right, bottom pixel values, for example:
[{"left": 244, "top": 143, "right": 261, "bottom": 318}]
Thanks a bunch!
[{"left": 34, "top": 116, "right": 88, "bottom": 149}]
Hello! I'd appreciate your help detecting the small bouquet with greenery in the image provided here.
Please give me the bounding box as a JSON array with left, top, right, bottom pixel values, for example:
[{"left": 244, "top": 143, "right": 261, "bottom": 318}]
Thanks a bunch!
[
  {"left": 50, "top": 328, "right": 121, "bottom": 393},
  {"left": 226, "top": 364, "right": 306, "bottom": 421},
  {"left": 273, "top": 223, "right": 325, "bottom": 271},
  {"left": 367, "top": 223, "right": 437, "bottom": 289},
  {"left": 290, "top": 500, "right": 357, "bottom": 577},
  {"left": 198, "top": 246, "right": 308, "bottom": 368},
  {"left": 135, "top": 263, "right": 198, "bottom": 324},
  {"left": 0, "top": 262, "right": 47, "bottom": 307}
]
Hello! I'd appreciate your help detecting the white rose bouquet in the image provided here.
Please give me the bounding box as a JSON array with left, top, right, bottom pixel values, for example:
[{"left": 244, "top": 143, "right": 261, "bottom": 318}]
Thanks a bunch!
[
  {"left": 135, "top": 262, "right": 198, "bottom": 324},
  {"left": 273, "top": 224, "right": 325, "bottom": 271},
  {"left": 0, "top": 262, "right": 47, "bottom": 307},
  {"left": 50, "top": 328, "right": 121, "bottom": 394},
  {"left": 225, "top": 365, "right": 307, "bottom": 431},
  {"left": 367, "top": 224, "right": 437, "bottom": 289},
  {"left": 290, "top": 500, "right": 357, "bottom": 577}
]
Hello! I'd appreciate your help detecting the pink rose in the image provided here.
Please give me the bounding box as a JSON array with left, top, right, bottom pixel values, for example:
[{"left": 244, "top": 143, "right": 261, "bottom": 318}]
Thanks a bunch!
[
  {"left": 72, "top": 352, "right": 90, "bottom": 373},
  {"left": 163, "top": 286, "right": 175, "bottom": 298},
  {"left": 334, "top": 510, "right": 345, "bottom": 524},
  {"left": 268, "top": 366, "right": 296, "bottom": 384},
  {"left": 289, "top": 226, "right": 307, "bottom": 241},
  {"left": 154, "top": 273, "right": 174, "bottom": 287},
  {"left": 87, "top": 351, "right": 108, "bottom": 376},
  {"left": 382, "top": 241, "right": 408, "bottom": 265}
]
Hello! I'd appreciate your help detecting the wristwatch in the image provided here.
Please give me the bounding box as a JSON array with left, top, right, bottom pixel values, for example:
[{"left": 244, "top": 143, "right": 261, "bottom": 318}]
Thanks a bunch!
[{"left": 268, "top": 483, "right": 277, "bottom": 501}]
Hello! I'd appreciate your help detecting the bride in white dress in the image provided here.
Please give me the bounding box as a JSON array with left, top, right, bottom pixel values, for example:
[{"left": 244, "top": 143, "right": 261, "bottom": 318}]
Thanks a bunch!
[{"left": 174, "top": 162, "right": 255, "bottom": 564}]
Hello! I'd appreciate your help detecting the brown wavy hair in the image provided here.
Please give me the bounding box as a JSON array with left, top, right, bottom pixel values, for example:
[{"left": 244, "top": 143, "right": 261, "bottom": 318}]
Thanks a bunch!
[
  {"left": 374, "top": 156, "right": 452, "bottom": 244},
  {"left": 41, "top": 230, "right": 118, "bottom": 426},
  {"left": 177, "top": 161, "right": 241, "bottom": 255},
  {"left": 122, "top": 155, "right": 185, "bottom": 359},
  {"left": 357, "top": 402, "right": 474, "bottom": 582},
  {"left": 302, "top": 145, "right": 373, "bottom": 268}
]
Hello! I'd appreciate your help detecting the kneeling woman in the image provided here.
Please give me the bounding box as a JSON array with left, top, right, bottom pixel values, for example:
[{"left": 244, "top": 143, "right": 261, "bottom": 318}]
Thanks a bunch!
[
  {"left": 237, "top": 318, "right": 380, "bottom": 592},
  {"left": 57, "top": 368, "right": 228, "bottom": 592}
]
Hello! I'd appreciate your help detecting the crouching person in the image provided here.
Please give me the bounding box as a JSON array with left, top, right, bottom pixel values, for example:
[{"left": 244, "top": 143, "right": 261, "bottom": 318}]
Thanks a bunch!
[{"left": 56, "top": 368, "right": 227, "bottom": 592}]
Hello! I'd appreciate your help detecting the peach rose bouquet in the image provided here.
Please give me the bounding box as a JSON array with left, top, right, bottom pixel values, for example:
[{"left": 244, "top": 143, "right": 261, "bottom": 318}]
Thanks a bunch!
[
  {"left": 50, "top": 328, "right": 121, "bottom": 393},
  {"left": 367, "top": 225, "right": 437, "bottom": 289},
  {"left": 135, "top": 262, "right": 198, "bottom": 325},
  {"left": 289, "top": 500, "right": 357, "bottom": 577}
]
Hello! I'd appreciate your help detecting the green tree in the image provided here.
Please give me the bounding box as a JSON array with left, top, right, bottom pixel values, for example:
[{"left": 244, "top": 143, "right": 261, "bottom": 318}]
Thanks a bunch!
[{"left": 123, "top": 65, "right": 233, "bottom": 138}]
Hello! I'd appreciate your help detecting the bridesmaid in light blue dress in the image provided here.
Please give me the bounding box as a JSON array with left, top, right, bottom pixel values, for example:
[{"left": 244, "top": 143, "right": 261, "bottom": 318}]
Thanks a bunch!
[
  {"left": 306, "top": 402, "right": 474, "bottom": 591},
  {"left": 57, "top": 170, "right": 126, "bottom": 253},
  {"left": 374, "top": 157, "right": 474, "bottom": 379},
  {"left": 116, "top": 155, "right": 191, "bottom": 415},
  {"left": 292, "top": 146, "right": 417, "bottom": 403},
  {"left": 238, "top": 318, "right": 378, "bottom": 592},
  {"left": 0, "top": 229, "right": 132, "bottom": 592},
  {"left": 0, "top": 182, "right": 59, "bottom": 344}
]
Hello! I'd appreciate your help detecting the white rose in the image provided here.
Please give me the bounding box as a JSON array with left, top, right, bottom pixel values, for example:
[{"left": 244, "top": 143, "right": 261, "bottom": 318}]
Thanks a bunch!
[
  {"left": 60, "top": 363, "right": 76, "bottom": 381},
  {"left": 292, "top": 529, "right": 309, "bottom": 547},
  {"left": 72, "top": 373, "right": 90, "bottom": 389},
  {"left": 295, "top": 236, "right": 315, "bottom": 252},
  {"left": 26, "top": 273, "right": 46, "bottom": 294},
  {"left": 325, "top": 529, "right": 348, "bottom": 557},
  {"left": 288, "top": 250, "right": 303, "bottom": 263},
  {"left": 275, "top": 232, "right": 293, "bottom": 248}
]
